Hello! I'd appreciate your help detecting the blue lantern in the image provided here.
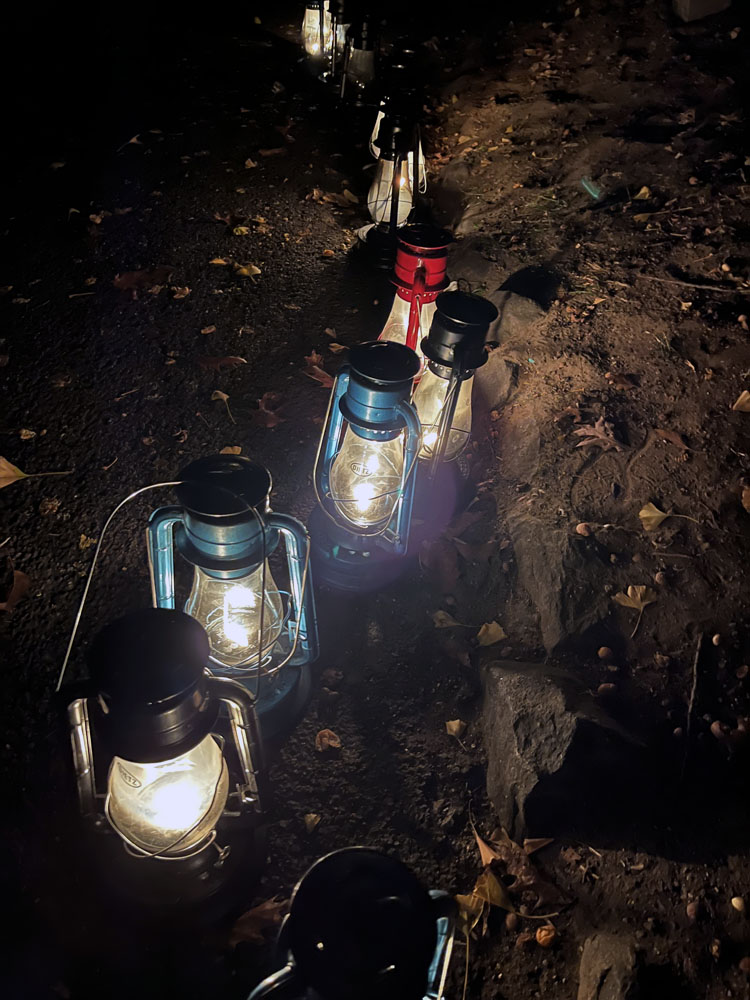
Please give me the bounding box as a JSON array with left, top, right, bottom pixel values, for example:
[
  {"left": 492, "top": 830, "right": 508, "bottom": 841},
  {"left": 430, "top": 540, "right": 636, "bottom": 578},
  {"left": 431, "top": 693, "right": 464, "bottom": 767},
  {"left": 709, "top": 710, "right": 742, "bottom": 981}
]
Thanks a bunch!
[
  {"left": 248, "top": 848, "right": 456, "bottom": 1000},
  {"left": 147, "top": 455, "right": 318, "bottom": 735},
  {"left": 309, "top": 341, "right": 422, "bottom": 590}
]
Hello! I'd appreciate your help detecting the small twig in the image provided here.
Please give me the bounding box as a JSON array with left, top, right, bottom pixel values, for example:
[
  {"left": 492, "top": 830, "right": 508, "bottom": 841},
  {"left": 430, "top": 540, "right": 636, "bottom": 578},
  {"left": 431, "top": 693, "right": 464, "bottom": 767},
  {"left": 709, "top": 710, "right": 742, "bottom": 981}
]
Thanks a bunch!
[
  {"left": 636, "top": 274, "right": 741, "bottom": 294},
  {"left": 682, "top": 633, "right": 704, "bottom": 778},
  {"left": 114, "top": 387, "right": 140, "bottom": 402}
]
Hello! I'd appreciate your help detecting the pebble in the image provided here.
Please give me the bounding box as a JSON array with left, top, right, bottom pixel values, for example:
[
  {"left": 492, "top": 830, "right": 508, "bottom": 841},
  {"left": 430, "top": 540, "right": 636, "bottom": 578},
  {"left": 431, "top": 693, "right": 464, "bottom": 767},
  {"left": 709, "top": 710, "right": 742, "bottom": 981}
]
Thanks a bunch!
[
  {"left": 597, "top": 646, "right": 613, "bottom": 661},
  {"left": 654, "top": 571, "right": 667, "bottom": 586},
  {"left": 686, "top": 900, "right": 700, "bottom": 921},
  {"left": 575, "top": 522, "right": 593, "bottom": 536},
  {"left": 731, "top": 896, "right": 745, "bottom": 913},
  {"left": 712, "top": 634, "right": 722, "bottom": 646},
  {"left": 597, "top": 683, "right": 617, "bottom": 697}
]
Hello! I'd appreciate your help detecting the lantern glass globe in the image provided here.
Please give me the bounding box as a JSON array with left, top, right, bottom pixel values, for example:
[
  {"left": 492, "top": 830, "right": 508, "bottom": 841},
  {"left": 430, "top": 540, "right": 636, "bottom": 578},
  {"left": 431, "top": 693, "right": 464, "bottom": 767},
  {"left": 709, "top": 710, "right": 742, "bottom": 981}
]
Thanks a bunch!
[
  {"left": 330, "top": 427, "right": 405, "bottom": 528},
  {"left": 301, "top": 4, "right": 332, "bottom": 56},
  {"left": 107, "top": 735, "right": 229, "bottom": 856},
  {"left": 413, "top": 369, "right": 473, "bottom": 461},
  {"left": 185, "top": 564, "right": 284, "bottom": 668},
  {"left": 367, "top": 159, "right": 413, "bottom": 227},
  {"left": 379, "top": 294, "right": 436, "bottom": 364}
]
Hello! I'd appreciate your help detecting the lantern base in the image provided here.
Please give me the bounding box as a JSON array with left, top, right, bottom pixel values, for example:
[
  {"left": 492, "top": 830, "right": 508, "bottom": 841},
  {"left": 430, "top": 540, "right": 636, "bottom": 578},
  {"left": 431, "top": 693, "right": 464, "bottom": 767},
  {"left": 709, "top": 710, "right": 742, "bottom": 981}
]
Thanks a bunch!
[
  {"left": 358, "top": 224, "right": 400, "bottom": 271},
  {"left": 91, "top": 817, "right": 267, "bottom": 924},
  {"left": 308, "top": 506, "right": 412, "bottom": 592}
]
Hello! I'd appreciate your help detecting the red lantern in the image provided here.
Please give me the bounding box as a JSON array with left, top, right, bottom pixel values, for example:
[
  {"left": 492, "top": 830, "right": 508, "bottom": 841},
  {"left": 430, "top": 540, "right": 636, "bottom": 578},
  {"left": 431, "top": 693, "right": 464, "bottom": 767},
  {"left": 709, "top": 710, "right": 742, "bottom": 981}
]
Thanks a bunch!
[{"left": 378, "top": 225, "right": 451, "bottom": 371}]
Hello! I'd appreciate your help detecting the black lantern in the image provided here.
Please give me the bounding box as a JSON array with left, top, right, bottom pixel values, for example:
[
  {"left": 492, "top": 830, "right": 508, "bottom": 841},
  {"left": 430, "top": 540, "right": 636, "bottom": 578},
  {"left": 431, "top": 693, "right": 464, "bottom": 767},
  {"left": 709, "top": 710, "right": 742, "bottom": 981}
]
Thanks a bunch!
[
  {"left": 65, "top": 608, "right": 265, "bottom": 907},
  {"left": 248, "top": 848, "right": 456, "bottom": 1000}
]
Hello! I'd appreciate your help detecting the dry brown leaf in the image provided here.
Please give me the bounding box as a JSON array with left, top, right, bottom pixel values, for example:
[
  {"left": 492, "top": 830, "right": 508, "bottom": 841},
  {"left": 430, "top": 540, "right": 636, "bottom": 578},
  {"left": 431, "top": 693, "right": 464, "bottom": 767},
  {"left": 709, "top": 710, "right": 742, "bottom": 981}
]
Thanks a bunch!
[
  {"left": 171, "top": 286, "right": 191, "bottom": 299},
  {"left": 113, "top": 266, "right": 173, "bottom": 294},
  {"left": 315, "top": 728, "right": 342, "bottom": 751},
  {"left": 79, "top": 534, "right": 97, "bottom": 550},
  {"left": 211, "top": 390, "right": 235, "bottom": 424},
  {"left": 487, "top": 827, "right": 566, "bottom": 910},
  {"left": 305, "top": 350, "right": 324, "bottom": 367},
  {"left": 432, "top": 610, "right": 465, "bottom": 628},
  {"left": 473, "top": 825, "right": 503, "bottom": 868},
  {"left": 201, "top": 325, "right": 217, "bottom": 335},
  {"left": 328, "top": 342, "right": 347, "bottom": 353},
  {"left": 210, "top": 257, "right": 232, "bottom": 266},
  {"left": 0, "top": 571, "right": 31, "bottom": 612},
  {"left": 304, "top": 364, "right": 335, "bottom": 388},
  {"left": 633, "top": 185, "right": 651, "bottom": 200},
  {"left": 235, "top": 263, "right": 261, "bottom": 278},
  {"left": 524, "top": 838, "right": 554, "bottom": 856},
  {"left": 251, "top": 392, "right": 286, "bottom": 429},
  {"left": 477, "top": 621, "right": 507, "bottom": 646},
  {"left": 229, "top": 899, "right": 288, "bottom": 947},
  {"left": 220, "top": 446, "right": 242, "bottom": 455},
  {"left": 244, "top": 158, "right": 258, "bottom": 169},
  {"left": 304, "top": 813, "right": 321, "bottom": 833},
  {"left": 445, "top": 719, "right": 466, "bottom": 739},
  {"left": 613, "top": 585, "right": 658, "bottom": 638},
  {"left": 455, "top": 891, "right": 485, "bottom": 936},
  {"left": 19, "top": 429, "right": 36, "bottom": 441},
  {"left": 198, "top": 356, "right": 247, "bottom": 372},
  {"left": 259, "top": 147, "right": 285, "bottom": 157},
  {"left": 473, "top": 868, "right": 515, "bottom": 913},
  {"left": 324, "top": 327, "right": 336, "bottom": 338},
  {"left": 572, "top": 416, "right": 623, "bottom": 452},
  {"left": 632, "top": 213, "right": 651, "bottom": 224},
  {"left": 732, "top": 390, "right": 750, "bottom": 412},
  {"left": 639, "top": 502, "right": 670, "bottom": 532}
]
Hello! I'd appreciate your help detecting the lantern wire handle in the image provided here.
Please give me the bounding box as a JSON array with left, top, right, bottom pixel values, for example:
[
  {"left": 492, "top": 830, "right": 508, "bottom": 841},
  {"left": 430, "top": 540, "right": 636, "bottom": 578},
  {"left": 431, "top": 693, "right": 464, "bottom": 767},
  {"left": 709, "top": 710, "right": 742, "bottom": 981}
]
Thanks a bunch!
[{"left": 55, "top": 482, "right": 182, "bottom": 694}]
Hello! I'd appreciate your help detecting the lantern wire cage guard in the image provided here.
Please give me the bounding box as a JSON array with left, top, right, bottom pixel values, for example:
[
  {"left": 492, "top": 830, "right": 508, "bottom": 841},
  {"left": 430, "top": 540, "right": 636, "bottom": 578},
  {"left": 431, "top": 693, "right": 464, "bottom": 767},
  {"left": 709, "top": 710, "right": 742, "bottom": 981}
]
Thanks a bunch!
[
  {"left": 311, "top": 380, "right": 422, "bottom": 543},
  {"left": 55, "top": 480, "right": 310, "bottom": 710}
]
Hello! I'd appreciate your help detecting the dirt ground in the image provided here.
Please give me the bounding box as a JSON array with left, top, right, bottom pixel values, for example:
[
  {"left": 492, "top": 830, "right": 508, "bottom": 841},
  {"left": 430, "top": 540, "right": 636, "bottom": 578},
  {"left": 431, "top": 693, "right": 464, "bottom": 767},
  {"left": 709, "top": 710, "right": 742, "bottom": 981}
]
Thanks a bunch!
[{"left": 2, "top": 1, "right": 750, "bottom": 998}]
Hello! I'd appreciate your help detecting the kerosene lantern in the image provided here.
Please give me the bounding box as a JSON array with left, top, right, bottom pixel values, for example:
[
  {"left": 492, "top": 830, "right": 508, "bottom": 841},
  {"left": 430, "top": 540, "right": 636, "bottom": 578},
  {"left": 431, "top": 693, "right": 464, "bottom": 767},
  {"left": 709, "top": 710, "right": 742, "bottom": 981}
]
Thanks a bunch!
[
  {"left": 309, "top": 342, "right": 422, "bottom": 590},
  {"left": 301, "top": 1, "right": 332, "bottom": 63},
  {"left": 378, "top": 225, "right": 451, "bottom": 368},
  {"left": 147, "top": 455, "right": 318, "bottom": 735},
  {"left": 248, "top": 848, "right": 456, "bottom": 1000},
  {"left": 66, "top": 608, "right": 265, "bottom": 907},
  {"left": 412, "top": 291, "right": 499, "bottom": 477},
  {"left": 367, "top": 111, "right": 418, "bottom": 231},
  {"left": 339, "top": 16, "right": 377, "bottom": 104},
  {"left": 369, "top": 59, "right": 426, "bottom": 198}
]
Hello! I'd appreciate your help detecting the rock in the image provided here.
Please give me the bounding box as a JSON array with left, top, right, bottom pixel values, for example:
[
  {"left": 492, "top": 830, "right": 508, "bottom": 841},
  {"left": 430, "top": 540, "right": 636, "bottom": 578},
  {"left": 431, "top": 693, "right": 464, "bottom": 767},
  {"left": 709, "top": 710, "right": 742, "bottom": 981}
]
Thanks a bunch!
[
  {"left": 673, "top": 0, "right": 730, "bottom": 24},
  {"left": 578, "top": 932, "right": 639, "bottom": 1000},
  {"left": 448, "top": 236, "right": 503, "bottom": 288},
  {"left": 506, "top": 504, "right": 611, "bottom": 652},
  {"left": 474, "top": 348, "right": 514, "bottom": 411},
  {"left": 497, "top": 401, "right": 541, "bottom": 484},
  {"left": 483, "top": 661, "right": 641, "bottom": 839},
  {"left": 487, "top": 289, "right": 545, "bottom": 342}
]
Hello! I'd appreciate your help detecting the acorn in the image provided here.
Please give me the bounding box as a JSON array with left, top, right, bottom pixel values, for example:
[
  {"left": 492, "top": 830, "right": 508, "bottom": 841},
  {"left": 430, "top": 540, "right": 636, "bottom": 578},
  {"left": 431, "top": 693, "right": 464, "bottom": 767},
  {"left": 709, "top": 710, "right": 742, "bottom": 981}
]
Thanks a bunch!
[{"left": 536, "top": 925, "right": 557, "bottom": 948}]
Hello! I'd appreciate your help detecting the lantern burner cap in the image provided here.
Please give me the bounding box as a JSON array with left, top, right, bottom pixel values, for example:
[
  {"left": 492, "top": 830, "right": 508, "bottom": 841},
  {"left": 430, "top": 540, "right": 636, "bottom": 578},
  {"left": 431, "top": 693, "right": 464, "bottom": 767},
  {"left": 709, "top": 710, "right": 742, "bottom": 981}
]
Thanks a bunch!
[
  {"left": 349, "top": 341, "right": 421, "bottom": 386},
  {"left": 287, "top": 847, "right": 438, "bottom": 1000},
  {"left": 177, "top": 454, "right": 272, "bottom": 518},
  {"left": 422, "top": 291, "right": 499, "bottom": 370}
]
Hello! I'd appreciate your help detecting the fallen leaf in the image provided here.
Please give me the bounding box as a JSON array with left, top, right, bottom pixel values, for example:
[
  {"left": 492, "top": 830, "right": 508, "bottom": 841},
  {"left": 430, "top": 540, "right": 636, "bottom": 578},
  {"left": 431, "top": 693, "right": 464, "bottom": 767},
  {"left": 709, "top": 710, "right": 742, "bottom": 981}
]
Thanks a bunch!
[
  {"left": 732, "top": 390, "right": 750, "bottom": 413},
  {"left": 244, "top": 158, "right": 258, "bottom": 169},
  {"left": 473, "top": 825, "right": 503, "bottom": 868},
  {"left": 572, "top": 416, "right": 623, "bottom": 452},
  {"left": 198, "top": 356, "right": 247, "bottom": 372},
  {"left": 639, "top": 502, "right": 670, "bottom": 532},
  {"left": 258, "top": 147, "right": 285, "bottom": 157},
  {"left": 235, "top": 263, "right": 261, "bottom": 278},
  {"left": 633, "top": 185, "right": 651, "bottom": 200},
  {"left": 19, "top": 429, "right": 36, "bottom": 441},
  {"left": 342, "top": 189, "right": 359, "bottom": 204},
  {"left": 432, "top": 610, "right": 465, "bottom": 628},
  {"left": 632, "top": 213, "right": 651, "bottom": 224},
  {"left": 328, "top": 342, "right": 347, "bottom": 353},
  {"left": 251, "top": 392, "right": 286, "bottom": 429},
  {"left": 455, "top": 891, "right": 485, "bottom": 937},
  {"left": 113, "top": 266, "right": 173, "bottom": 293},
  {"left": 304, "top": 364, "right": 334, "bottom": 388},
  {"left": 324, "top": 327, "right": 336, "bottom": 338},
  {"left": 79, "top": 534, "right": 97, "bottom": 551},
  {"left": 473, "top": 868, "right": 515, "bottom": 913},
  {"left": 304, "top": 813, "right": 321, "bottom": 833},
  {"left": 211, "top": 389, "right": 235, "bottom": 424},
  {"left": 171, "top": 286, "right": 191, "bottom": 299},
  {"left": 486, "top": 827, "right": 566, "bottom": 910},
  {"left": 233, "top": 225, "right": 250, "bottom": 236},
  {"left": 210, "top": 257, "right": 232, "bottom": 266},
  {"left": 445, "top": 719, "right": 466, "bottom": 739},
  {"left": 0, "top": 571, "right": 31, "bottom": 612},
  {"left": 613, "top": 585, "right": 657, "bottom": 638},
  {"left": 477, "top": 621, "right": 507, "bottom": 646},
  {"left": 201, "top": 325, "right": 217, "bottom": 335},
  {"left": 305, "top": 350, "right": 324, "bottom": 367},
  {"left": 315, "top": 728, "right": 342, "bottom": 751},
  {"left": 220, "top": 446, "right": 242, "bottom": 455},
  {"left": 322, "top": 249, "right": 335, "bottom": 257},
  {"left": 0, "top": 458, "right": 28, "bottom": 489},
  {"left": 523, "top": 838, "right": 554, "bottom": 856},
  {"left": 229, "top": 899, "right": 288, "bottom": 947}
]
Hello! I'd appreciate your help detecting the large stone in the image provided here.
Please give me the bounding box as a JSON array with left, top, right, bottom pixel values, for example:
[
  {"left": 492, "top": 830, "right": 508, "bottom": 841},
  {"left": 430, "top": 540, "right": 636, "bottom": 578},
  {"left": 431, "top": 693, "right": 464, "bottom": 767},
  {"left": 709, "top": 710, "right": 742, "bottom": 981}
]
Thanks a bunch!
[
  {"left": 578, "top": 933, "right": 639, "bottom": 1000},
  {"left": 483, "top": 661, "right": 641, "bottom": 840},
  {"left": 474, "top": 348, "right": 514, "bottom": 411},
  {"left": 488, "top": 289, "right": 546, "bottom": 343},
  {"left": 506, "top": 505, "right": 610, "bottom": 652},
  {"left": 673, "top": 0, "right": 729, "bottom": 23}
]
